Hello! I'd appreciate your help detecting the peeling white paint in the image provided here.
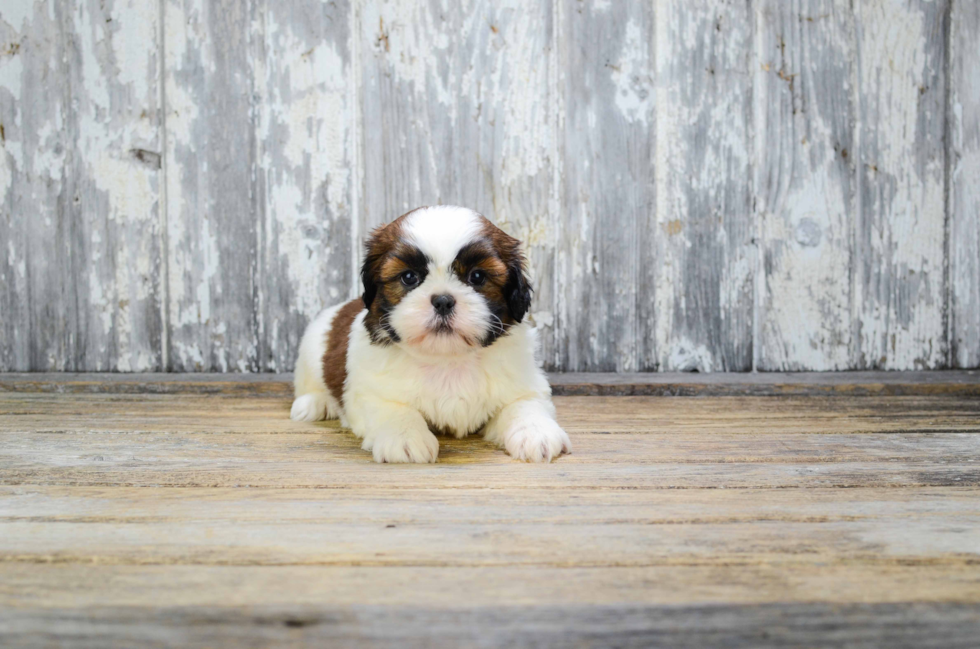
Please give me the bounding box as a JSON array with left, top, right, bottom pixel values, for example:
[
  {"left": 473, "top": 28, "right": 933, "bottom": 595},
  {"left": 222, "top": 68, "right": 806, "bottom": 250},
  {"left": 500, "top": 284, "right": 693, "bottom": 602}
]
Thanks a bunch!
[
  {"left": 612, "top": 19, "right": 652, "bottom": 124},
  {"left": 3, "top": 0, "right": 978, "bottom": 372},
  {"left": 856, "top": 0, "right": 947, "bottom": 369}
]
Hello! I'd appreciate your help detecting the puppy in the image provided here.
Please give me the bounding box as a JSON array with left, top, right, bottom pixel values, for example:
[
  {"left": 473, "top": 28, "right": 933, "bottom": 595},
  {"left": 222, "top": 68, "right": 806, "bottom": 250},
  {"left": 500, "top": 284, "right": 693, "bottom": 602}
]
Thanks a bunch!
[{"left": 290, "top": 205, "right": 571, "bottom": 464}]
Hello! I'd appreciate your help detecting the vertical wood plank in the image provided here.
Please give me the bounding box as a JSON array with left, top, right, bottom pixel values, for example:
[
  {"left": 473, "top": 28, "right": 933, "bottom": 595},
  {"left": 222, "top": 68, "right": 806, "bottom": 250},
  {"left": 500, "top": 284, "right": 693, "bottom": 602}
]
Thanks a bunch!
[
  {"left": 558, "top": 1, "right": 654, "bottom": 372},
  {"left": 255, "top": 0, "right": 354, "bottom": 372},
  {"left": 949, "top": 1, "right": 980, "bottom": 368},
  {"left": 0, "top": 1, "right": 70, "bottom": 370},
  {"left": 653, "top": 0, "right": 755, "bottom": 372},
  {"left": 358, "top": 0, "right": 557, "bottom": 364},
  {"left": 854, "top": 0, "right": 948, "bottom": 369},
  {"left": 0, "top": 0, "right": 162, "bottom": 371},
  {"left": 164, "top": 0, "right": 259, "bottom": 371},
  {"left": 754, "top": 0, "right": 855, "bottom": 370},
  {"left": 64, "top": 0, "right": 164, "bottom": 371}
]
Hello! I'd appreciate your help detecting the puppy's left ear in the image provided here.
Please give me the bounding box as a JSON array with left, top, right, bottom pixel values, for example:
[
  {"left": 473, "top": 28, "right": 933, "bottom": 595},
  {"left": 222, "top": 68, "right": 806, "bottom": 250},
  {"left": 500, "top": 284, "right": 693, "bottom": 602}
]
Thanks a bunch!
[{"left": 504, "top": 252, "right": 533, "bottom": 323}]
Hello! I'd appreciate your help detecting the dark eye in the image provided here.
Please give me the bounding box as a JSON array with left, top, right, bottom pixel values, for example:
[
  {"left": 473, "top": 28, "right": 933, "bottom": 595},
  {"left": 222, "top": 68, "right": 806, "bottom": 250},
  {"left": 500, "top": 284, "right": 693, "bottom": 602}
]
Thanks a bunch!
[
  {"left": 468, "top": 269, "right": 487, "bottom": 286},
  {"left": 400, "top": 270, "right": 420, "bottom": 287}
]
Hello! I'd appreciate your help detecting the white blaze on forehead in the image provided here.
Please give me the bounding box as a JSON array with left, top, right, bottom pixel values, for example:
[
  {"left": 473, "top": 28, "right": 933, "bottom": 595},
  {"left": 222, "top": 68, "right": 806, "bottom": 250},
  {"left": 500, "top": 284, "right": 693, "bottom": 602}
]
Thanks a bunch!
[{"left": 402, "top": 206, "right": 484, "bottom": 268}]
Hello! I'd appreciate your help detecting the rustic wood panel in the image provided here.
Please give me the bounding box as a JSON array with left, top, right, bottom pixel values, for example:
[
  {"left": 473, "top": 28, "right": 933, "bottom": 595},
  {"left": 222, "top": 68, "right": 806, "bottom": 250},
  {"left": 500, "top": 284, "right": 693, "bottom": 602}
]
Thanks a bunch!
[
  {"left": 255, "top": 0, "right": 354, "bottom": 372},
  {"left": 949, "top": 1, "right": 980, "bottom": 369},
  {"left": 0, "top": 1, "right": 70, "bottom": 371},
  {"left": 755, "top": 0, "right": 855, "bottom": 370},
  {"left": 2, "top": 1, "right": 979, "bottom": 373},
  {"left": 2, "top": 387, "right": 980, "bottom": 646},
  {"left": 3, "top": 393, "right": 979, "bottom": 490},
  {"left": 164, "top": 0, "right": 260, "bottom": 371},
  {"left": 1, "top": 568, "right": 979, "bottom": 649},
  {"left": 2, "top": 370, "right": 979, "bottom": 397},
  {"left": 854, "top": 0, "right": 949, "bottom": 369},
  {"left": 67, "top": 0, "right": 166, "bottom": 372},
  {"left": 357, "top": 0, "right": 558, "bottom": 363},
  {"left": 653, "top": 0, "right": 755, "bottom": 372},
  {"left": 0, "top": 0, "right": 163, "bottom": 372},
  {"left": 3, "top": 486, "right": 979, "bottom": 566},
  {"left": 557, "top": 1, "right": 653, "bottom": 372}
]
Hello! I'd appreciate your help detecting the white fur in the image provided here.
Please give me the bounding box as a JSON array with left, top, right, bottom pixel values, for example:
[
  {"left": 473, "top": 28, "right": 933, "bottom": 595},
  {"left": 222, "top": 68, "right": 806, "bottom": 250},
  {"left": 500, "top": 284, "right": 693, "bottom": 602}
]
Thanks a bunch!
[
  {"left": 290, "top": 304, "right": 343, "bottom": 422},
  {"left": 291, "top": 206, "right": 571, "bottom": 464}
]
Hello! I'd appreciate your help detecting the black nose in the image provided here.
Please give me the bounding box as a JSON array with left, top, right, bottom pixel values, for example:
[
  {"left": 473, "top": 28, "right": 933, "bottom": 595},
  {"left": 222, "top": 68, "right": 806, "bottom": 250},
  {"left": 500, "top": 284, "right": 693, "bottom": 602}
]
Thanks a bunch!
[{"left": 431, "top": 294, "right": 456, "bottom": 316}]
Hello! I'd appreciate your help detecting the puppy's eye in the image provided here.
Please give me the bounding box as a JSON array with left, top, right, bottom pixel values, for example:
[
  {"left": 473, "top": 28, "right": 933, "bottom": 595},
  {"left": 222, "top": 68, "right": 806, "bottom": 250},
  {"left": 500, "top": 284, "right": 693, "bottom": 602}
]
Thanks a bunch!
[
  {"left": 400, "top": 270, "right": 420, "bottom": 287},
  {"left": 468, "top": 269, "right": 487, "bottom": 286}
]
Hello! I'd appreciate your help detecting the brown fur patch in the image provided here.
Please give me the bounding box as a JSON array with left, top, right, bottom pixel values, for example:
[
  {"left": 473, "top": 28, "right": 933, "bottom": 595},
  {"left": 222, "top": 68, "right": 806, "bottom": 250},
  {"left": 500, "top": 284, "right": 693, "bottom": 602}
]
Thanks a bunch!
[
  {"left": 322, "top": 299, "right": 364, "bottom": 406},
  {"left": 361, "top": 209, "right": 426, "bottom": 344},
  {"left": 478, "top": 217, "right": 532, "bottom": 333}
]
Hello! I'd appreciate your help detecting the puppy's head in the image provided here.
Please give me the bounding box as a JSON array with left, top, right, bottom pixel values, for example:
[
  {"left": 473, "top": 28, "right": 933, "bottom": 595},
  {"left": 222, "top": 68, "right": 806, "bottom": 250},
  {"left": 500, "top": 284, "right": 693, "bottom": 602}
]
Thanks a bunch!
[{"left": 361, "top": 206, "right": 531, "bottom": 356}]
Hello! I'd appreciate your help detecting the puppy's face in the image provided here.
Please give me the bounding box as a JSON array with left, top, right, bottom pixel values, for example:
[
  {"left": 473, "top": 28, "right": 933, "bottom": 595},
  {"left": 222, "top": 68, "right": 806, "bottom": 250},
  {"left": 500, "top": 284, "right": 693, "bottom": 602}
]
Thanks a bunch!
[{"left": 361, "top": 206, "right": 531, "bottom": 356}]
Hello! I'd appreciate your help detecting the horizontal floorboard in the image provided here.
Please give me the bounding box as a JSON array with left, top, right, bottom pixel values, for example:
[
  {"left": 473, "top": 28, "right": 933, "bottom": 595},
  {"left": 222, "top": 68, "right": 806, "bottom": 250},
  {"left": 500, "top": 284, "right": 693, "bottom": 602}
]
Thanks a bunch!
[
  {"left": 1, "top": 486, "right": 978, "bottom": 568},
  {"left": 3, "top": 602, "right": 980, "bottom": 649},
  {"left": 1, "top": 370, "right": 978, "bottom": 397}
]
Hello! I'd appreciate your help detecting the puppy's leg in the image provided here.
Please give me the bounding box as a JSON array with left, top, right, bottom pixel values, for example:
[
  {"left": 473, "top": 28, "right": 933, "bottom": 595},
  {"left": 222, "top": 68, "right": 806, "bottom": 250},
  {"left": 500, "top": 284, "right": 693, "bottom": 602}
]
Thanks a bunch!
[
  {"left": 350, "top": 399, "right": 439, "bottom": 464},
  {"left": 484, "top": 399, "right": 571, "bottom": 463}
]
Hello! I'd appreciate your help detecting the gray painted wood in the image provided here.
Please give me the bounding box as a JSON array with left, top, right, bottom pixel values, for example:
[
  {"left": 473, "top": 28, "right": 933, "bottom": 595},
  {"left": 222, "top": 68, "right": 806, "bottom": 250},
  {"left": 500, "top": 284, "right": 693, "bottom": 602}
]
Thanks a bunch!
[
  {"left": 255, "top": 0, "right": 353, "bottom": 372},
  {"left": 0, "top": 0, "right": 163, "bottom": 372},
  {"left": 0, "top": 1, "right": 70, "bottom": 371},
  {"left": 0, "top": 0, "right": 978, "bottom": 372},
  {"left": 949, "top": 1, "right": 980, "bottom": 369},
  {"left": 754, "top": 0, "right": 855, "bottom": 371},
  {"left": 164, "top": 0, "right": 260, "bottom": 371},
  {"left": 558, "top": 1, "right": 653, "bottom": 372},
  {"left": 65, "top": 0, "right": 166, "bottom": 372},
  {"left": 854, "top": 0, "right": 949, "bottom": 370},
  {"left": 4, "top": 602, "right": 980, "bottom": 649},
  {"left": 653, "top": 0, "right": 755, "bottom": 372},
  {"left": 2, "top": 370, "right": 978, "bottom": 398}
]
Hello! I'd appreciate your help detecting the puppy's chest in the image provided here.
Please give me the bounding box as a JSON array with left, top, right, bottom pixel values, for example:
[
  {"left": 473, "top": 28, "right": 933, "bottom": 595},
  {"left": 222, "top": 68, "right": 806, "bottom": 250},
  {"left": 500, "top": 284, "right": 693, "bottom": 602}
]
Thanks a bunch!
[{"left": 412, "top": 361, "right": 494, "bottom": 432}]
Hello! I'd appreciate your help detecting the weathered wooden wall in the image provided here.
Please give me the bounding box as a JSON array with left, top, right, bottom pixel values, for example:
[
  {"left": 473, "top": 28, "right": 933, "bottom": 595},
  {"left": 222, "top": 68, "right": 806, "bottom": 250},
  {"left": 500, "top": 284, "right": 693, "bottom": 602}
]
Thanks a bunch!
[{"left": 0, "top": 0, "right": 976, "bottom": 372}]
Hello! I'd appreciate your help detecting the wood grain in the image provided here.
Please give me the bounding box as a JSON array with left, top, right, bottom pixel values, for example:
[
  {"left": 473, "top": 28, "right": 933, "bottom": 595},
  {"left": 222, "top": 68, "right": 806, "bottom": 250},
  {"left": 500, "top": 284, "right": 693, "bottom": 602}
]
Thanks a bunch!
[
  {"left": 557, "top": 1, "right": 653, "bottom": 372},
  {"left": 2, "top": 370, "right": 979, "bottom": 397},
  {"left": 2, "top": 2, "right": 979, "bottom": 372},
  {"left": 654, "top": 0, "right": 755, "bottom": 372},
  {"left": 755, "top": 0, "right": 855, "bottom": 371},
  {"left": 256, "top": 0, "right": 354, "bottom": 372},
  {"left": 2, "top": 566, "right": 978, "bottom": 649},
  {"left": 0, "top": 1, "right": 72, "bottom": 371},
  {"left": 949, "top": 1, "right": 980, "bottom": 369},
  {"left": 164, "top": 0, "right": 261, "bottom": 371},
  {"left": 0, "top": 0, "right": 164, "bottom": 371},
  {"left": 2, "top": 384, "right": 979, "bottom": 645},
  {"left": 854, "top": 0, "right": 949, "bottom": 369}
]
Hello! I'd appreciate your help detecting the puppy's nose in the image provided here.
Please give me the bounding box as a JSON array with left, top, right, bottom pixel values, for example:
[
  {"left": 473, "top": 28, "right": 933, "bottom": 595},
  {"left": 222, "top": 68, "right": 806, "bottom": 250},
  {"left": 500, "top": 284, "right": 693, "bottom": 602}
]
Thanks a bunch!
[{"left": 431, "top": 294, "right": 456, "bottom": 316}]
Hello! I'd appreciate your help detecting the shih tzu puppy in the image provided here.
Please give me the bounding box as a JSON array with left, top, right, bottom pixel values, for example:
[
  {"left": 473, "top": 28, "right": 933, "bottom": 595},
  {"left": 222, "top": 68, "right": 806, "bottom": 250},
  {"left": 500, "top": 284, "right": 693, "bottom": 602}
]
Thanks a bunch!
[{"left": 290, "top": 205, "right": 571, "bottom": 464}]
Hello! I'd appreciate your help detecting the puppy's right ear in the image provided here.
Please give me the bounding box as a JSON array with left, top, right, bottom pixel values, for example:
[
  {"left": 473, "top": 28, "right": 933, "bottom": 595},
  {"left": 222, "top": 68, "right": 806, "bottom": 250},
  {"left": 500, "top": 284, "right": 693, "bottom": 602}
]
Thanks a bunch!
[{"left": 361, "top": 224, "right": 389, "bottom": 308}]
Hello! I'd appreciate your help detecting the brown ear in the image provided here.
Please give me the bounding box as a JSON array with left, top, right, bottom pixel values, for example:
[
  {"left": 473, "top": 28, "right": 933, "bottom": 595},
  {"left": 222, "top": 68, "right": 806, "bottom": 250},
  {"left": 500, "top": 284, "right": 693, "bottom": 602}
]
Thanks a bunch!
[
  {"left": 504, "top": 254, "right": 532, "bottom": 323},
  {"left": 483, "top": 219, "right": 532, "bottom": 323},
  {"left": 361, "top": 224, "right": 391, "bottom": 308}
]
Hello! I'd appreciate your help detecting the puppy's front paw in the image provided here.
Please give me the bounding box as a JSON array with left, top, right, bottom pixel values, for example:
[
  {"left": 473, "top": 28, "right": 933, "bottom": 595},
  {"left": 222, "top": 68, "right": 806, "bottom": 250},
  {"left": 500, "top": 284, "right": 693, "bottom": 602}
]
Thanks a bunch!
[
  {"left": 290, "top": 393, "right": 329, "bottom": 422},
  {"left": 365, "top": 428, "right": 440, "bottom": 464},
  {"left": 503, "top": 417, "right": 571, "bottom": 463}
]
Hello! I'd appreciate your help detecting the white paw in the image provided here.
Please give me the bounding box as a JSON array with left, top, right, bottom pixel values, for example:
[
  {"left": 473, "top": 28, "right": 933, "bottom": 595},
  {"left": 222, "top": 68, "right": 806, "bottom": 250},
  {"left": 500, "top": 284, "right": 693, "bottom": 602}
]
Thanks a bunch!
[
  {"left": 290, "top": 394, "right": 329, "bottom": 422},
  {"left": 503, "top": 417, "right": 571, "bottom": 463},
  {"left": 364, "top": 428, "right": 440, "bottom": 464}
]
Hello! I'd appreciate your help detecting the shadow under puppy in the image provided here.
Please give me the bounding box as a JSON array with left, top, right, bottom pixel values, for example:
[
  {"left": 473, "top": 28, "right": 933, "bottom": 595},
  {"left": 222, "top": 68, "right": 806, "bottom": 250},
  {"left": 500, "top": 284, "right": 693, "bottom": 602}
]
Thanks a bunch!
[{"left": 291, "top": 205, "right": 571, "bottom": 464}]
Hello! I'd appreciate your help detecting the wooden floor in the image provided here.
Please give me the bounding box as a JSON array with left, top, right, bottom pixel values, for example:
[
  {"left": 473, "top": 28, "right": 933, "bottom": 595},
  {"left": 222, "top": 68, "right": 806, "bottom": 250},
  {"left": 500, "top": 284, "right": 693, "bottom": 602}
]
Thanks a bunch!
[{"left": 2, "top": 373, "right": 979, "bottom": 647}]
